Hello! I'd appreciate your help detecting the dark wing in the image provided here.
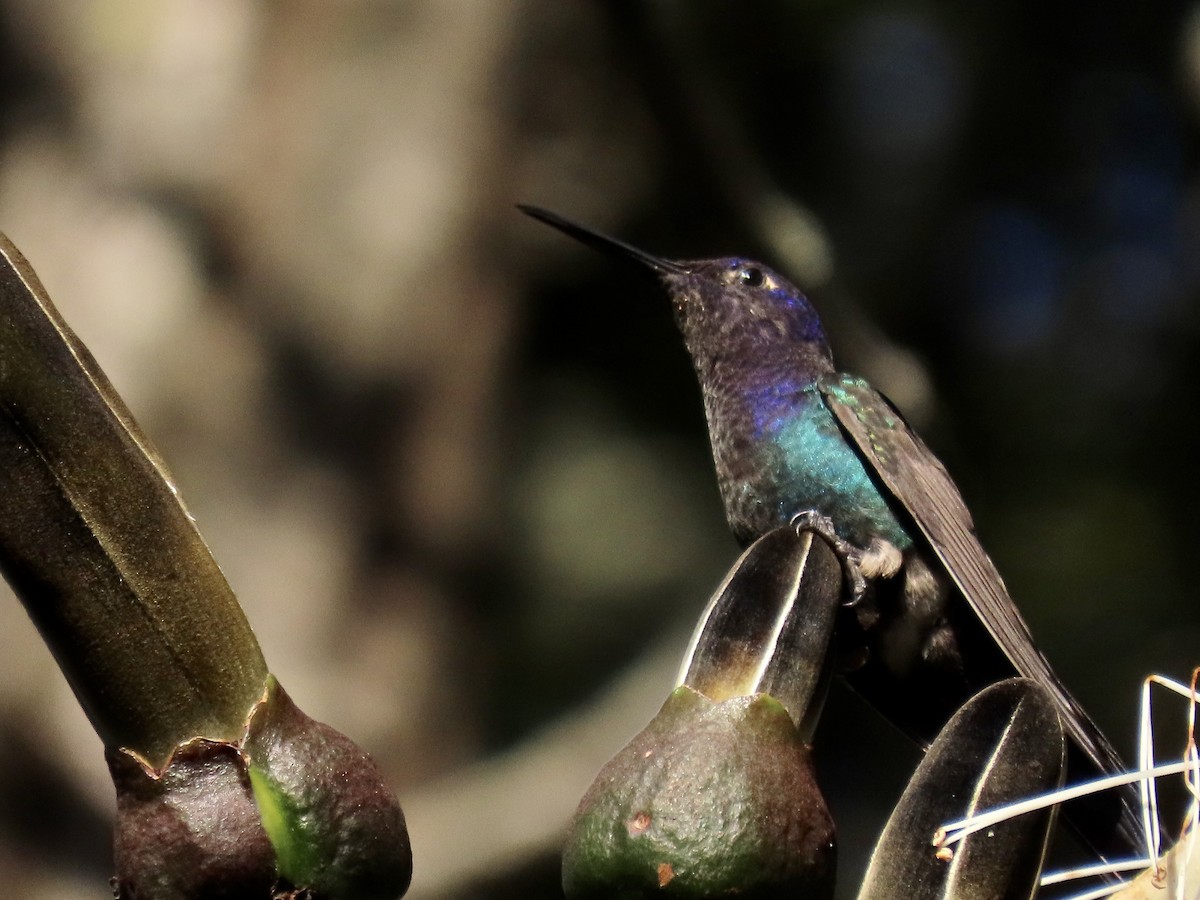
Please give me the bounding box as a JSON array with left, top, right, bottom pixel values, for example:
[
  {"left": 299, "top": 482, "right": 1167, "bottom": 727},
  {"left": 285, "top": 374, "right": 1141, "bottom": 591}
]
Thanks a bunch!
[{"left": 817, "top": 373, "right": 1130, "bottom": 783}]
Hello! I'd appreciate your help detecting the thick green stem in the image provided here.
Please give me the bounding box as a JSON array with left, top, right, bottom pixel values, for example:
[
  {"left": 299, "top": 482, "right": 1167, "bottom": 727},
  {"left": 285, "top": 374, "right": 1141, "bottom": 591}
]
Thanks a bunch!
[
  {"left": 0, "top": 234, "right": 268, "bottom": 766},
  {"left": 1, "top": 235, "right": 411, "bottom": 897},
  {"left": 563, "top": 528, "right": 843, "bottom": 898},
  {"left": 563, "top": 686, "right": 835, "bottom": 899},
  {"left": 858, "top": 678, "right": 1065, "bottom": 900}
]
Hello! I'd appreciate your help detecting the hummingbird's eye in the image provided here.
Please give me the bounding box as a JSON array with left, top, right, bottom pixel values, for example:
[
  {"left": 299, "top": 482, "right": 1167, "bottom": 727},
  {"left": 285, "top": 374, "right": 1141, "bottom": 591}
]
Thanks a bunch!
[{"left": 739, "top": 266, "right": 765, "bottom": 287}]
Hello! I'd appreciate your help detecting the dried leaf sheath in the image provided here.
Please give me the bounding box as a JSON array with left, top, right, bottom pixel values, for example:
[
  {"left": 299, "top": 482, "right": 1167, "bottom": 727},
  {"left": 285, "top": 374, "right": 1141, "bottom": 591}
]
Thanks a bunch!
[{"left": 0, "top": 234, "right": 267, "bottom": 767}]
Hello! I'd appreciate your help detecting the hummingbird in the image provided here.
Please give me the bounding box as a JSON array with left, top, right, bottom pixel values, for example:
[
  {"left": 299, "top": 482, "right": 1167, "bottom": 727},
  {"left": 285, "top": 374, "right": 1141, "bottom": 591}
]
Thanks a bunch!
[{"left": 519, "top": 204, "right": 1145, "bottom": 861}]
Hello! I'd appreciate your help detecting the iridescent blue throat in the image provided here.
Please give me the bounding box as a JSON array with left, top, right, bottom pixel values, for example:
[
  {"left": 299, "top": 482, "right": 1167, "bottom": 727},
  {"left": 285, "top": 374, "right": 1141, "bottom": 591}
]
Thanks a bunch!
[{"left": 742, "top": 379, "right": 912, "bottom": 550}]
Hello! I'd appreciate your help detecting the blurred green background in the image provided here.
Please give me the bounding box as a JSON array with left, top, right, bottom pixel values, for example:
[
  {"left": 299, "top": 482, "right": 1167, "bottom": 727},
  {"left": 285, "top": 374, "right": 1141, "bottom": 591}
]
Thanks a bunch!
[{"left": 0, "top": 1, "right": 1196, "bottom": 897}]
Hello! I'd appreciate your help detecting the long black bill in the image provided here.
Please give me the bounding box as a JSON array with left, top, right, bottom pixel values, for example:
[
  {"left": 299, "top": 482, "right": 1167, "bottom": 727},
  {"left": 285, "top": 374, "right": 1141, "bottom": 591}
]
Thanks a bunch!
[{"left": 517, "top": 204, "right": 690, "bottom": 276}]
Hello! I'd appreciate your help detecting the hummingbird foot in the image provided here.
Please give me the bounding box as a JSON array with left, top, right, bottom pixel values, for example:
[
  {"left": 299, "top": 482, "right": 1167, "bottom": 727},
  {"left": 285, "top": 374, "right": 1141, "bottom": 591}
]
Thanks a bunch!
[{"left": 788, "top": 510, "right": 868, "bottom": 602}]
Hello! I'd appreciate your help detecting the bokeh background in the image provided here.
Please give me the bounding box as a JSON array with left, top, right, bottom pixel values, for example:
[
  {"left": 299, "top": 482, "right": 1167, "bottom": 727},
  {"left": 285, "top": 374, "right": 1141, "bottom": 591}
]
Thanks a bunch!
[{"left": 0, "top": 1, "right": 1197, "bottom": 897}]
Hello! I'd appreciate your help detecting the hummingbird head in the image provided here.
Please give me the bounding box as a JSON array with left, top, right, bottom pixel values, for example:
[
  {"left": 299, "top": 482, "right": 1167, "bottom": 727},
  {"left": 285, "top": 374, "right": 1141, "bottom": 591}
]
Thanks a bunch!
[
  {"left": 661, "top": 257, "right": 832, "bottom": 366},
  {"left": 518, "top": 205, "right": 834, "bottom": 375}
]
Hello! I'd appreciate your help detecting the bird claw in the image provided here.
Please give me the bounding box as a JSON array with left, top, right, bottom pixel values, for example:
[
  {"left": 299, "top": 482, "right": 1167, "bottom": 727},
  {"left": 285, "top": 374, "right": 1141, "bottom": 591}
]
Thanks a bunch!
[
  {"left": 788, "top": 511, "right": 868, "bottom": 604},
  {"left": 842, "top": 563, "right": 868, "bottom": 606}
]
